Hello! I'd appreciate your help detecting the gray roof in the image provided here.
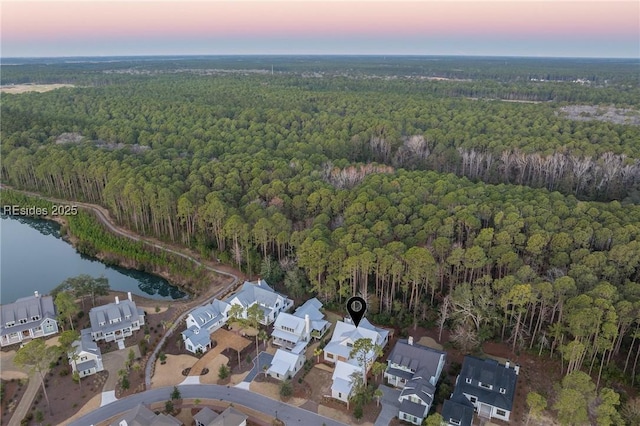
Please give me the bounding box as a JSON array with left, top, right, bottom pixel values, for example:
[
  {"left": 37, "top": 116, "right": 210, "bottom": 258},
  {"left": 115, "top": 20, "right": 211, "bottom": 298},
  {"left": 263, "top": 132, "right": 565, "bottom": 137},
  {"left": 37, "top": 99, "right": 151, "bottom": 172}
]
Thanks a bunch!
[
  {"left": 400, "top": 374, "right": 435, "bottom": 406},
  {"left": 226, "top": 280, "right": 289, "bottom": 309},
  {"left": 387, "top": 339, "right": 446, "bottom": 381},
  {"left": 442, "top": 395, "right": 474, "bottom": 426},
  {"left": 89, "top": 299, "right": 142, "bottom": 334},
  {"left": 1, "top": 294, "right": 57, "bottom": 335},
  {"left": 76, "top": 359, "right": 97, "bottom": 371},
  {"left": 182, "top": 326, "right": 212, "bottom": 349},
  {"left": 454, "top": 356, "right": 518, "bottom": 411},
  {"left": 293, "top": 298, "right": 324, "bottom": 320},
  {"left": 193, "top": 407, "right": 217, "bottom": 425},
  {"left": 74, "top": 328, "right": 100, "bottom": 355},
  {"left": 209, "top": 407, "right": 247, "bottom": 426},
  {"left": 399, "top": 398, "right": 428, "bottom": 418},
  {"left": 109, "top": 403, "right": 182, "bottom": 426},
  {"left": 189, "top": 300, "right": 229, "bottom": 330}
]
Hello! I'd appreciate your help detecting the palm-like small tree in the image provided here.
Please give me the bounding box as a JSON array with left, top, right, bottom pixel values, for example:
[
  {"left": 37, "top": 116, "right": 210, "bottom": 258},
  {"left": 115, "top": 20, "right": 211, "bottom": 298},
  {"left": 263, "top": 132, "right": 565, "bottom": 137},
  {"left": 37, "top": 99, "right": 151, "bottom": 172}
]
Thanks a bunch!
[
  {"left": 228, "top": 304, "right": 245, "bottom": 326},
  {"left": 258, "top": 329, "right": 269, "bottom": 348},
  {"left": 374, "top": 388, "right": 383, "bottom": 406},
  {"left": 246, "top": 304, "right": 264, "bottom": 361}
]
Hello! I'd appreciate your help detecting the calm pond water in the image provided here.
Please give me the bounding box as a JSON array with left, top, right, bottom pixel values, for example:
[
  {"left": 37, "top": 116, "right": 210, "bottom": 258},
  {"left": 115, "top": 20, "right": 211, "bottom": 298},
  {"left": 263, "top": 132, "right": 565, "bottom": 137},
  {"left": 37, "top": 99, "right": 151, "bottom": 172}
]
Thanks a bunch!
[{"left": 0, "top": 214, "right": 187, "bottom": 304}]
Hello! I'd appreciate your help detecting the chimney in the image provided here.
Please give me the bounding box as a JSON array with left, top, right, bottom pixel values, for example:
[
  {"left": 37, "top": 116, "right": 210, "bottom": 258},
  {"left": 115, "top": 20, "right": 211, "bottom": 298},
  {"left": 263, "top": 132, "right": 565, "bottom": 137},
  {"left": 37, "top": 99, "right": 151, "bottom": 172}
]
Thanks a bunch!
[
  {"left": 305, "top": 314, "right": 310, "bottom": 336},
  {"left": 505, "top": 361, "right": 510, "bottom": 369},
  {"left": 115, "top": 296, "right": 120, "bottom": 304},
  {"left": 514, "top": 365, "right": 520, "bottom": 375},
  {"left": 408, "top": 336, "right": 414, "bottom": 346},
  {"left": 34, "top": 291, "right": 39, "bottom": 298},
  {"left": 127, "top": 292, "right": 132, "bottom": 302}
]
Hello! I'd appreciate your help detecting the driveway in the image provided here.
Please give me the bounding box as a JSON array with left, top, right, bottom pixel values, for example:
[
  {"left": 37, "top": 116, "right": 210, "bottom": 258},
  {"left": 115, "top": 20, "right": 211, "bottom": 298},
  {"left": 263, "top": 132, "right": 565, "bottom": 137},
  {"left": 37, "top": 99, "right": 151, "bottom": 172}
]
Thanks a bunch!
[
  {"left": 102, "top": 344, "right": 141, "bottom": 392},
  {"left": 374, "top": 384, "right": 401, "bottom": 426},
  {"left": 68, "top": 384, "right": 348, "bottom": 426},
  {"left": 243, "top": 351, "right": 273, "bottom": 382}
]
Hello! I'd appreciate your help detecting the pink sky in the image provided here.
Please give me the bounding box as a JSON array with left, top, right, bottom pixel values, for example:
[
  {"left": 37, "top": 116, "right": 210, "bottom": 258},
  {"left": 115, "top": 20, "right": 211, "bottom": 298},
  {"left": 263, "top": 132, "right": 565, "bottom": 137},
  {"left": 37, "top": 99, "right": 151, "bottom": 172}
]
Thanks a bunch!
[{"left": 2, "top": 1, "right": 638, "bottom": 57}]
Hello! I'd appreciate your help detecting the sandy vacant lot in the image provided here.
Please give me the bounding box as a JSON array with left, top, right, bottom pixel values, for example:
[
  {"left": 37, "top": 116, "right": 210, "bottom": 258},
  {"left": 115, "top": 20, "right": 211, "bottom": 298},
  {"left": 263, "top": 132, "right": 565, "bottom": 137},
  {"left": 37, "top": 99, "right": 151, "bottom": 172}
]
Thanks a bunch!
[
  {"left": 151, "top": 354, "right": 198, "bottom": 388},
  {"left": 0, "top": 84, "right": 75, "bottom": 94},
  {"left": 249, "top": 380, "right": 306, "bottom": 407},
  {"left": 199, "top": 354, "right": 229, "bottom": 385}
]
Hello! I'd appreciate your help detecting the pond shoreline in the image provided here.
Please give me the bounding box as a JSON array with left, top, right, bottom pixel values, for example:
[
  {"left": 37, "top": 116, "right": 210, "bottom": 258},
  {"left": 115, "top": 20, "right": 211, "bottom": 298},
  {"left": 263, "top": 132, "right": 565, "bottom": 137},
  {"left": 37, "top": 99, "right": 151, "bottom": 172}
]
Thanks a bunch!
[{"left": 1, "top": 213, "right": 188, "bottom": 303}]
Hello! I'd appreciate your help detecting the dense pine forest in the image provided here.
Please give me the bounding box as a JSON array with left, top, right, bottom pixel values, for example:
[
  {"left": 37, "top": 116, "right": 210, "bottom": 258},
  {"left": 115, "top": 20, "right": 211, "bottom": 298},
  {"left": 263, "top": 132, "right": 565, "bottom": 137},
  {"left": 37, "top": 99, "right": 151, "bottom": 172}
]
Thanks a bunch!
[{"left": 2, "top": 56, "right": 640, "bottom": 421}]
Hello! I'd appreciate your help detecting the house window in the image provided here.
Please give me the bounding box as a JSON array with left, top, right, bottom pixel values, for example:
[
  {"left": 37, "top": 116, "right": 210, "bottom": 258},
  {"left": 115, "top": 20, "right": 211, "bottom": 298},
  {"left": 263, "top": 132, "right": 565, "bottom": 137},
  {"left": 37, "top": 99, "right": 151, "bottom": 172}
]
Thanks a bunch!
[
  {"left": 470, "top": 396, "right": 477, "bottom": 403},
  {"left": 465, "top": 377, "right": 472, "bottom": 384},
  {"left": 81, "top": 356, "right": 88, "bottom": 361},
  {"left": 338, "top": 392, "right": 342, "bottom": 398},
  {"left": 499, "top": 388, "right": 506, "bottom": 394},
  {"left": 496, "top": 409, "right": 506, "bottom": 417},
  {"left": 346, "top": 342, "right": 353, "bottom": 347},
  {"left": 403, "top": 413, "right": 408, "bottom": 420},
  {"left": 326, "top": 353, "right": 333, "bottom": 359}
]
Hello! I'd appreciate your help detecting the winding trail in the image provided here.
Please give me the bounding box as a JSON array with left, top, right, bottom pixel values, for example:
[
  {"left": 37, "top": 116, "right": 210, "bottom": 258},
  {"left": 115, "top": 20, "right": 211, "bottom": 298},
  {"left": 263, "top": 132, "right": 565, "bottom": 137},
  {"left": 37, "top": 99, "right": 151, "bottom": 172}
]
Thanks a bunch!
[{"left": 0, "top": 185, "right": 242, "bottom": 388}]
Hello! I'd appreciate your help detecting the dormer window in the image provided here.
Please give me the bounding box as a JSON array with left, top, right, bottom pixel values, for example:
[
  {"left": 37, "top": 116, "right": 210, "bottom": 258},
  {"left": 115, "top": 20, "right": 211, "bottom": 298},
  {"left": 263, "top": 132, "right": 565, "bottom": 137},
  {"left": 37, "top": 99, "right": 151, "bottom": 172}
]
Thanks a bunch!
[
  {"left": 465, "top": 377, "right": 472, "bottom": 384},
  {"left": 450, "top": 419, "right": 461, "bottom": 426},
  {"left": 31, "top": 316, "right": 40, "bottom": 321},
  {"left": 99, "top": 321, "right": 106, "bottom": 326},
  {"left": 5, "top": 321, "right": 15, "bottom": 327},
  {"left": 19, "top": 319, "right": 28, "bottom": 324},
  {"left": 480, "top": 382, "right": 492, "bottom": 390},
  {"left": 499, "top": 387, "right": 506, "bottom": 394}
]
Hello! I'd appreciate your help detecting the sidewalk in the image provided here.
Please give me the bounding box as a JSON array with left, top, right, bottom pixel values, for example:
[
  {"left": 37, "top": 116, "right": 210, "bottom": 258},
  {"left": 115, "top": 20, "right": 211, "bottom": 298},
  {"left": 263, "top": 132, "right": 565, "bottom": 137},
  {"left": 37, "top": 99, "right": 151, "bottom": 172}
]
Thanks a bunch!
[{"left": 7, "top": 374, "right": 40, "bottom": 426}]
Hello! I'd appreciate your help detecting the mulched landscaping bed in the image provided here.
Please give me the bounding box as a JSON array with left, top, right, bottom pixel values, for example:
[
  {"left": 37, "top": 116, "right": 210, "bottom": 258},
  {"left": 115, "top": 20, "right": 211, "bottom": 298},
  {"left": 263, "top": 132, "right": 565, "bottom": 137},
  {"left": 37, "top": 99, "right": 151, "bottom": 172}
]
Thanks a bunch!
[
  {"left": 26, "top": 360, "right": 107, "bottom": 426},
  {"left": 0, "top": 378, "right": 29, "bottom": 426}
]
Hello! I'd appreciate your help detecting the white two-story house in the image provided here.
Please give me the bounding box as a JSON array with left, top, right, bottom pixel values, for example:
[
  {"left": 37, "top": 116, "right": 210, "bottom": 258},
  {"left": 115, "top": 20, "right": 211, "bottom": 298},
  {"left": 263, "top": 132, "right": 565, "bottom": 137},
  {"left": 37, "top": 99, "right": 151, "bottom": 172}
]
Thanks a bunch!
[
  {"left": 88, "top": 293, "right": 144, "bottom": 346},
  {"left": 182, "top": 299, "right": 231, "bottom": 354},
  {"left": 225, "top": 279, "right": 293, "bottom": 325},
  {"left": 324, "top": 317, "right": 388, "bottom": 365},
  {"left": 325, "top": 317, "right": 389, "bottom": 403},
  {"left": 1, "top": 292, "right": 58, "bottom": 347},
  {"left": 69, "top": 329, "right": 104, "bottom": 378},
  {"left": 384, "top": 337, "right": 447, "bottom": 425}
]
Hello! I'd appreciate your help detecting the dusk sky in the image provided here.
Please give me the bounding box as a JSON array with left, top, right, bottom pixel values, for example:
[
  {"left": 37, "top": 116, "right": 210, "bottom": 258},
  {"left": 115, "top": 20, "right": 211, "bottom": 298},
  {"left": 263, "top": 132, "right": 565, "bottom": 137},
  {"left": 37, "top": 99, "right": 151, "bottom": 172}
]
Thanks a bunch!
[{"left": 2, "top": 1, "right": 638, "bottom": 58}]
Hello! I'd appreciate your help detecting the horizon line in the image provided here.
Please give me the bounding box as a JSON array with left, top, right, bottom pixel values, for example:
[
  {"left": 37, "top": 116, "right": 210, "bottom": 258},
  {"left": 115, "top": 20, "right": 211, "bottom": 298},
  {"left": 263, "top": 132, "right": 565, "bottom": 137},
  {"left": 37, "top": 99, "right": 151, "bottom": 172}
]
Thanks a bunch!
[{"left": 3, "top": 53, "right": 639, "bottom": 60}]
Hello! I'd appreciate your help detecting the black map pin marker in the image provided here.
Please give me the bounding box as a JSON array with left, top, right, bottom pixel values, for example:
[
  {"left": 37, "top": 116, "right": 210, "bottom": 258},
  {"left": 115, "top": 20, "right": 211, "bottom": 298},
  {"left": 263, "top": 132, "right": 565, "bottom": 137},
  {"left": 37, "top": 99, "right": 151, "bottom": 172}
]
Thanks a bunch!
[{"left": 347, "top": 296, "right": 367, "bottom": 327}]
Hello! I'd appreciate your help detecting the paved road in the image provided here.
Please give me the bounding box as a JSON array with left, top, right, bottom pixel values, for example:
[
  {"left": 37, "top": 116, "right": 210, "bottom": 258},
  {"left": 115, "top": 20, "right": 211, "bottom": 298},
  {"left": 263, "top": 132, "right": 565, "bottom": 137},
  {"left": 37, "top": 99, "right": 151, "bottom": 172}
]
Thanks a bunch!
[
  {"left": 69, "top": 384, "right": 348, "bottom": 426},
  {"left": 374, "top": 384, "right": 401, "bottom": 426}
]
